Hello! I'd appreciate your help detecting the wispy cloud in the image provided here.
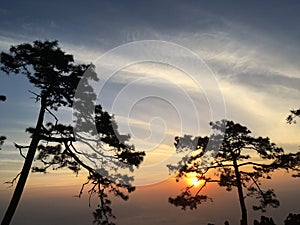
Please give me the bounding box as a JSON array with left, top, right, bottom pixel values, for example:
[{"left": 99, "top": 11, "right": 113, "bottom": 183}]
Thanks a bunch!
[{"left": 1, "top": 8, "right": 300, "bottom": 158}]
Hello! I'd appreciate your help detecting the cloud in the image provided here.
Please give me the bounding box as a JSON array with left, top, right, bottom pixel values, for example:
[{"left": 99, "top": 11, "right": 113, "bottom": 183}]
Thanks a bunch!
[
  {"left": 0, "top": 34, "right": 24, "bottom": 50},
  {"left": 231, "top": 72, "right": 300, "bottom": 93},
  {"left": 220, "top": 79, "right": 300, "bottom": 148},
  {"left": 1, "top": 4, "right": 300, "bottom": 163}
]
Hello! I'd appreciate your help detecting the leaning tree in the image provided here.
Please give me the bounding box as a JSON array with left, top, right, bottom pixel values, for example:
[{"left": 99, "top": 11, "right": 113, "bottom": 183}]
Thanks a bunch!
[
  {"left": 0, "top": 40, "right": 145, "bottom": 225},
  {"left": 168, "top": 120, "right": 300, "bottom": 225}
]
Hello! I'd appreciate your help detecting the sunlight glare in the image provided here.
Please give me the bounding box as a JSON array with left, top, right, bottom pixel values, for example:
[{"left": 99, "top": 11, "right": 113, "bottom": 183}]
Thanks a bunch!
[{"left": 190, "top": 177, "right": 202, "bottom": 186}]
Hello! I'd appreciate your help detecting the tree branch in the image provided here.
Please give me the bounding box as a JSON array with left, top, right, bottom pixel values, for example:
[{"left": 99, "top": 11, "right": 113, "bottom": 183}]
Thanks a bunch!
[
  {"left": 39, "top": 135, "right": 75, "bottom": 143},
  {"left": 75, "top": 179, "right": 90, "bottom": 198},
  {"left": 238, "top": 161, "right": 272, "bottom": 168},
  {"left": 4, "top": 172, "right": 21, "bottom": 187},
  {"left": 28, "top": 90, "right": 41, "bottom": 103},
  {"left": 14, "top": 143, "right": 29, "bottom": 159},
  {"left": 245, "top": 172, "right": 263, "bottom": 194},
  {"left": 63, "top": 141, "right": 96, "bottom": 175},
  {"left": 45, "top": 108, "right": 58, "bottom": 126}
]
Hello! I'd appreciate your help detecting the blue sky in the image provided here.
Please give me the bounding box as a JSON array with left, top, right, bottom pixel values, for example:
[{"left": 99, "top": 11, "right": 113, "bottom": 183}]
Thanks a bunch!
[
  {"left": 1, "top": 1, "right": 299, "bottom": 139},
  {"left": 0, "top": 1, "right": 300, "bottom": 224}
]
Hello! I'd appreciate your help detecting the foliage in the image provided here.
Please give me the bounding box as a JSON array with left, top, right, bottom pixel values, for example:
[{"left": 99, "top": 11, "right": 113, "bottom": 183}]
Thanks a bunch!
[
  {"left": 168, "top": 120, "right": 300, "bottom": 225},
  {"left": 284, "top": 213, "right": 300, "bottom": 225},
  {"left": 0, "top": 136, "right": 5, "bottom": 148},
  {"left": 254, "top": 216, "right": 276, "bottom": 225},
  {"left": 0, "top": 95, "right": 6, "bottom": 101},
  {"left": 1, "top": 40, "right": 89, "bottom": 110},
  {"left": 0, "top": 40, "right": 145, "bottom": 225},
  {"left": 286, "top": 109, "right": 300, "bottom": 124}
]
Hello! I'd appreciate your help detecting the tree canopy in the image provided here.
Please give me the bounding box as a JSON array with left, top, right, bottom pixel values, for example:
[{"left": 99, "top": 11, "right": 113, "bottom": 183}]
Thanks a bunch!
[
  {"left": 0, "top": 40, "right": 145, "bottom": 225},
  {"left": 168, "top": 120, "right": 300, "bottom": 225}
]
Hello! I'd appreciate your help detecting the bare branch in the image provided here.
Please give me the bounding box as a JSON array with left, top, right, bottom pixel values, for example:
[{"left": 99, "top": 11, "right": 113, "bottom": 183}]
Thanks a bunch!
[
  {"left": 39, "top": 135, "right": 75, "bottom": 143},
  {"left": 45, "top": 107, "right": 59, "bottom": 126},
  {"left": 28, "top": 90, "right": 41, "bottom": 103},
  {"left": 4, "top": 172, "right": 21, "bottom": 187},
  {"left": 14, "top": 143, "right": 29, "bottom": 159},
  {"left": 238, "top": 161, "right": 272, "bottom": 168},
  {"left": 195, "top": 180, "right": 207, "bottom": 196},
  {"left": 75, "top": 179, "right": 91, "bottom": 198},
  {"left": 247, "top": 173, "right": 263, "bottom": 194},
  {"left": 64, "top": 141, "right": 96, "bottom": 175}
]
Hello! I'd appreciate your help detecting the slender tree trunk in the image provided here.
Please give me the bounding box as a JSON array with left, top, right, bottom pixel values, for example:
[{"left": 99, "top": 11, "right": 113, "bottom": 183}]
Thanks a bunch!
[
  {"left": 1, "top": 98, "right": 46, "bottom": 225},
  {"left": 233, "top": 158, "right": 248, "bottom": 225}
]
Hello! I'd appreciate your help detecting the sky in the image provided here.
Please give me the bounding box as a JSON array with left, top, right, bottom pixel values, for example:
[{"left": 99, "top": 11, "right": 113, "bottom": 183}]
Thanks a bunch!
[{"left": 0, "top": 1, "right": 300, "bottom": 225}]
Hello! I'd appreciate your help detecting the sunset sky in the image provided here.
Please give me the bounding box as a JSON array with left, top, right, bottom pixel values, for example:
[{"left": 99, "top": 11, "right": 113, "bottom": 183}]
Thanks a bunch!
[{"left": 0, "top": 1, "right": 300, "bottom": 225}]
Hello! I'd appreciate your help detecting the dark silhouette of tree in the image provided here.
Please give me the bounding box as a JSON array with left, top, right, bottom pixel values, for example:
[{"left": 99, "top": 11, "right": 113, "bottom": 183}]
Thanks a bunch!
[
  {"left": 219, "top": 213, "right": 300, "bottom": 225},
  {"left": 0, "top": 95, "right": 6, "bottom": 150},
  {"left": 286, "top": 108, "right": 300, "bottom": 178},
  {"left": 287, "top": 109, "right": 300, "bottom": 124},
  {"left": 0, "top": 40, "right": 145, "bottom": 225},
  {"left": 168, "top": 120, "right": 300, "bottom": 225},
  {"left": 0, "top": 136, "right": 5, "bottom": 149},
  {"left": 0, "top": 95, "right": 6, "bottom": 101},
  {"left": 252, "top": 213, "right": 300, "bottom": 225},
  {"left": 206, "top": 222, "right": 229, "bottom": 225},
  {"left": 284, "top": 213, "right": 300, "bottom": 225},
  {"left": 254, "top": 216, "right": 276, "bottom": 225}
]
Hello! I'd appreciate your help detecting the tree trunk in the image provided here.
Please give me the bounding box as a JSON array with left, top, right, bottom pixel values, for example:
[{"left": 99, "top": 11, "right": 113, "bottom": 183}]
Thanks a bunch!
[
  {"left": 233, "top": 158, "right": 248, "bottom": 225},
  {"left": 1, "top": 98, "right": 46, "bottom": 225}
]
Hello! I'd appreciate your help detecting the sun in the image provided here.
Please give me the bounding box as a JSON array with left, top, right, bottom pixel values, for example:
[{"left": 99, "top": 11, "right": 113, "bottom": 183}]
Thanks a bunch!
[{"left": 190, "top": 177, "right": 202, "bottom": 186}]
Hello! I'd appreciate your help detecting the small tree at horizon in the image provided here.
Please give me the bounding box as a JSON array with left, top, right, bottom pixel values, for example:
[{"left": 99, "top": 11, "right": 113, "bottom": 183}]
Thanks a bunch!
[
  {"left": 0, "top": 40, "right": 145, "bottom": 225},
  {"left": 168, "top": 120, "right": 300, "bottom": 225}
]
